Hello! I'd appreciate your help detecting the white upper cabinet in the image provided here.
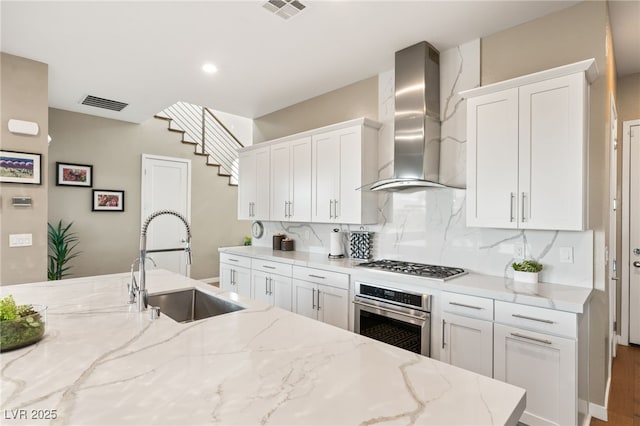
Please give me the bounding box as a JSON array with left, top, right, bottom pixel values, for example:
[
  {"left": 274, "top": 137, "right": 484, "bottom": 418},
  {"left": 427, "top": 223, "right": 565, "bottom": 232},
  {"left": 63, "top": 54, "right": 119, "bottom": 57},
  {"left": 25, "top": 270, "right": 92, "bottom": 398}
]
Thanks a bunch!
[
  {"left": 270, "top": 137, "right": 312, "bottom": 222},
  {"left": 463, "top": 59, "right": 596, "bottom": 231},
  {"left": 238, "top": 146, "right": 270, "bottom": 220},
  {"left": 311, "top": 121, "right": 379, "bottom": 224},
  {"left": 239, "top": 118, "right": 380, "bottom": 225}
]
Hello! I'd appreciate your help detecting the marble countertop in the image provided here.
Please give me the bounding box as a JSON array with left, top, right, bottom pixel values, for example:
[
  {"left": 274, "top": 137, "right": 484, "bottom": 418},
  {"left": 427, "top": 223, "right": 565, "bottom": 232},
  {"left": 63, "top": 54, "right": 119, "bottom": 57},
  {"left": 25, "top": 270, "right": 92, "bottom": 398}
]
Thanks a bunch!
[
  {"left": 1, "top": 270, "right": 525, "bottom": 425},
  {"left": 219, "top": 246, "right": 592, "bottom": 313}
]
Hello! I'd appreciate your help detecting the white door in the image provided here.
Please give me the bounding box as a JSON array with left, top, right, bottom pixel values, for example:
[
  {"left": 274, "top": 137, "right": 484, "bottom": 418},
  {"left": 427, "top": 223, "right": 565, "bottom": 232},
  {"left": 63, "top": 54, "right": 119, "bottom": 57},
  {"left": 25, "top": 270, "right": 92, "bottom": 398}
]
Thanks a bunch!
[
  {"left": 629, "top": 122, "right": 640, "bottom": 344},
  {"left": 317, "top": 284, "right": 349, "bottom": 330},
  {"left": 252, "top": 270, "right": 273, "bottom": 306},
  {"left": 270, "top": 142, "right": 290, "bottom": 221},
  {"left": 494, "top": 323, "right": 576, "bottom": 426},
  {"left": 141, "top": 155, "right": 191, "bottom": 276},
  {"left": 312, "top": 131, "right": 339, "bottom": 223},
  {"left": 272, "top": 274, "right": 292, "bottom": 311},
  {"left": 519, "top": 73, "right": 585, "bottom": 230},
  {"left": 293, "top": 280, "right": 317, "bottom": 320},
  {"left": 442, "top": 312, "right": 493, "bottom": 378},
  {"left": 336, "top": 127, "right": 361, "bottom": 224},
  {"left": 289, "top": 137, "right": 312, "bottom": 222},
  {"left": 466, "top": 88, "right": 519, "bottom": 228}
]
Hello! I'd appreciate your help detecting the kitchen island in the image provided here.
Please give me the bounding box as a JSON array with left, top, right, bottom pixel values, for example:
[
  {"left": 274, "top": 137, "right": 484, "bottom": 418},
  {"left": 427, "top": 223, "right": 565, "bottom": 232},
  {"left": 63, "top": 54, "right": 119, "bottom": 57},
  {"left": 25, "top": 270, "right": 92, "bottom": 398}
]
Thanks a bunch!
[{"left": 0, "top": 270, "right": 525, "bottom": 425}]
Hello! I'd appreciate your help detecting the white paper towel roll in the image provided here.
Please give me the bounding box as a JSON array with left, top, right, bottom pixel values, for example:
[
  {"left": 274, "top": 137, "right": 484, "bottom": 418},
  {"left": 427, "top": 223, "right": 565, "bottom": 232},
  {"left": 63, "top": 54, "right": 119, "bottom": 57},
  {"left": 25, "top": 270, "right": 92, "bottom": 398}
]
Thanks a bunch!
[{"left": 329, "top": 229, "right": 344, "bottom": 257}]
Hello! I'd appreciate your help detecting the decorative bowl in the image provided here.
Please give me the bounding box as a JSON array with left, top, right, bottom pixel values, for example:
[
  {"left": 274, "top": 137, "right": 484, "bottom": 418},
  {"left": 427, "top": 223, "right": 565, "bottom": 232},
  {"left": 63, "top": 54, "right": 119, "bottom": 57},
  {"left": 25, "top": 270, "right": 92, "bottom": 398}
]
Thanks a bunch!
[{"left": 0, "top": 304, "right": 47, "bottom": 352}]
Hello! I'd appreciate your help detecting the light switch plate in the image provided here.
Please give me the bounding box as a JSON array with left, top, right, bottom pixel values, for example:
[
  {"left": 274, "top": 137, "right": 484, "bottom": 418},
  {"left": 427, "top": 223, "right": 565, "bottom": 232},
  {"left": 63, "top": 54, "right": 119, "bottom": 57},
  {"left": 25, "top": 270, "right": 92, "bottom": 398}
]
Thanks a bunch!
[
  {"left": 9, "top": 233, "right": 32, "bottom": 247},
  {"left": 559, "top": 247, "right": 574, "bottom": 264},
  {"left": 514, "top": 244, "right": 525, "bottom": 259}
]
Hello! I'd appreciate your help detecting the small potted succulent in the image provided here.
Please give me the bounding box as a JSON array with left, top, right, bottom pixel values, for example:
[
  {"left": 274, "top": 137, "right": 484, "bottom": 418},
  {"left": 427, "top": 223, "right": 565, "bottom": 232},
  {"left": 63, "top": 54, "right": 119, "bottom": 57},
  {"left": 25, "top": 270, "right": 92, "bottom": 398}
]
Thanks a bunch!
[{"left": 512, "top": 259, "right": 543, "bottom": 284}]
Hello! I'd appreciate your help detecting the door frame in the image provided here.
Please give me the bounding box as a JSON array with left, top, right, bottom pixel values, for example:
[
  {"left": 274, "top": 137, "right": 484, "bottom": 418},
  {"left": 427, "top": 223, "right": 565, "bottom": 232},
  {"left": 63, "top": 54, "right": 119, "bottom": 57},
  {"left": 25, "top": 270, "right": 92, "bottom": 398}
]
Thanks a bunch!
[
  {"left": 608, "top": 95, "right": 618, "bottom": 361},
  {"left": 621, "top": 119, "right": 640, "bottom": 346}
]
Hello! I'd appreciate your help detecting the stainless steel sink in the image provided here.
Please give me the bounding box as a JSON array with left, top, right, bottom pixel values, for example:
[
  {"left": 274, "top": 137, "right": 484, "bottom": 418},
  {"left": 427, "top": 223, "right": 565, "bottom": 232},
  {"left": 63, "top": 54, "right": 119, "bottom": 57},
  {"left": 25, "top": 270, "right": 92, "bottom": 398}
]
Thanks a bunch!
[{"left": 147, "top": 288, "right": 244, "bottom": 323}]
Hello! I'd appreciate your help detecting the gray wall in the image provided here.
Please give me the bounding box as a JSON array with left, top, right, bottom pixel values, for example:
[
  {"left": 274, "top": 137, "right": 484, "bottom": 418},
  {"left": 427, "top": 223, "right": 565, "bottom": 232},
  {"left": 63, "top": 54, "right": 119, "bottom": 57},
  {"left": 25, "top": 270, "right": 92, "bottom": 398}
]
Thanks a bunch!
[
  {"left": 253, "top": 76, "right": 378, "bottom": 143},
  {"left": 48, "top": 108, "right": 249, "bottom": 280},
  {"left": 0, "top": 53, "right": 49, "bottom": 285},
  {"left": 483, "top": 0, "right": 614, "bottom": 407}
]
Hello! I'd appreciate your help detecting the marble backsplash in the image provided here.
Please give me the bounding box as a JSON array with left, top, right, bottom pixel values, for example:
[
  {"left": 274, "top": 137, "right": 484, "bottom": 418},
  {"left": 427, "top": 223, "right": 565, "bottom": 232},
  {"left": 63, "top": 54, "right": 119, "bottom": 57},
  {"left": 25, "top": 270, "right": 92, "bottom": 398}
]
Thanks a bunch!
[{"left": 252, "top": 39, "right": 593, "bottom": 289}]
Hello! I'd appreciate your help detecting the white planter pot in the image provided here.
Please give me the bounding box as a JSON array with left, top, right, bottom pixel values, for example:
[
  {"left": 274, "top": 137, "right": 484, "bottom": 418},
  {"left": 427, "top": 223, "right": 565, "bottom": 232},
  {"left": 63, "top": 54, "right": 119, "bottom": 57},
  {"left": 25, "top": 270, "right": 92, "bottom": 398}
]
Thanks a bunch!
[{"left": 513, "top": 270, "right": 539, "bottom": 284}]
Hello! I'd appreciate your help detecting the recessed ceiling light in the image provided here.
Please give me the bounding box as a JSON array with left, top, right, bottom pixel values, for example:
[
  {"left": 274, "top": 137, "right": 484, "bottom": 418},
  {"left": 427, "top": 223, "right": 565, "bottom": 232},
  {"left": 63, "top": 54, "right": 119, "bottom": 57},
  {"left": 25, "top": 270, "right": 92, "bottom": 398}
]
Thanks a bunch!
[{"left": 202, "top": 63, "right": 218, "bottom": 74}]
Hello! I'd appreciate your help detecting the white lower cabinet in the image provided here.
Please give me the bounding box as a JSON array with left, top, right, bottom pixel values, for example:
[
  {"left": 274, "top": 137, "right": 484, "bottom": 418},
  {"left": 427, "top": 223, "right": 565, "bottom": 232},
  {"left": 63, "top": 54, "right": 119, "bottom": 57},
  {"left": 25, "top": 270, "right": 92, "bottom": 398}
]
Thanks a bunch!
[
  {"left": 441, "top": 312, "right": 493, "bottom": 378},
  {"left": 251, "top": 270, "right": 292, "bottom": 311},
  {"left": 440, "top": 292, "right": 494, "bottom": 378},
  {"left": 219, "top": 254, "right": 251, "bottom": 299},
  {"left": 292, "top": 266, "right": 350, "bottom": 330},
  {"left": 494, "top": 301, "right": 577, "bottom": 426}
]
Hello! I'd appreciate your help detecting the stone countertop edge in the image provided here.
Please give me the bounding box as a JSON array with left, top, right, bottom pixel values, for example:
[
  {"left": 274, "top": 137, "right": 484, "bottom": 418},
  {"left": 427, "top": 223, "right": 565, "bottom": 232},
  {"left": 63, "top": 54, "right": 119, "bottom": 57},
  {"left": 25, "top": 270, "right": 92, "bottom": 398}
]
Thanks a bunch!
[
  {"left": 219, "top": 246, "right": 592, "bottom": 314},
  {"left": 0, "top": 269, "right": 525, "bottom": 426}
]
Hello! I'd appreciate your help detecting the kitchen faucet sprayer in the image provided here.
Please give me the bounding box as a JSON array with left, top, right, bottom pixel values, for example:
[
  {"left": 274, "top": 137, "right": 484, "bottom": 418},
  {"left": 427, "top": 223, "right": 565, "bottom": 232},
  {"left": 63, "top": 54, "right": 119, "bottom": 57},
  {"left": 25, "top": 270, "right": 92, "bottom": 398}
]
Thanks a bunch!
[{"left": 136, "top": 210, "right": 192, "bottom": 311}]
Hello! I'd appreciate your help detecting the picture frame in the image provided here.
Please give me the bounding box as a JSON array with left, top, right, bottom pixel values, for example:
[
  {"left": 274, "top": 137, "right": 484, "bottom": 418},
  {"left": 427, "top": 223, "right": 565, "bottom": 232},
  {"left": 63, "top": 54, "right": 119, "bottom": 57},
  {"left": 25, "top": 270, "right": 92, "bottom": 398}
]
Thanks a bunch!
[
  {"left": 56, "top": 162, "right": 93, "bottom": 187},
  {"left": 92, "top": 189, "right": 125, "bottom": 212},
  {"left": 0, "top": 150, "right": 42, "bottom": 185}
]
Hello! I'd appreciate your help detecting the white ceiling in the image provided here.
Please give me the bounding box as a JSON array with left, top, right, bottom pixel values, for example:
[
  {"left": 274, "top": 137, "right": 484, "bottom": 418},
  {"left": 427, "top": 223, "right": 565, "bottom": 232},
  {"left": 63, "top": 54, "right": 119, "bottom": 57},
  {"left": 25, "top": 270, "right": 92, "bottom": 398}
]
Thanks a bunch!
[{"left": 1, "top": 1, "right": 637, "bottom": 124}]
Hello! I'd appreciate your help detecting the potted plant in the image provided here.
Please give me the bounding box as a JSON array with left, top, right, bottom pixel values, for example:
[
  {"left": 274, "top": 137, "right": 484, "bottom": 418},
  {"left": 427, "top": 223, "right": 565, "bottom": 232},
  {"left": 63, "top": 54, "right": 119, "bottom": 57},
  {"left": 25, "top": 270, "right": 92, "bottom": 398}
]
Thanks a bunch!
[
  {"left": 48, "top": 220, "right": 81, "bottom": 280},
  {"left": 511, "top": 259, "right": 543, "bottom": 284}
]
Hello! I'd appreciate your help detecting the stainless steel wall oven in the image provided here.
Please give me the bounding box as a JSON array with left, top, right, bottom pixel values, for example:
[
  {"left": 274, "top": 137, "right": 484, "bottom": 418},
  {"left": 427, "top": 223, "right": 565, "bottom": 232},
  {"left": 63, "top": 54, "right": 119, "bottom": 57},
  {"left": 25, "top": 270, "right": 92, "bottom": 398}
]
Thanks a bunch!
[{"left": 354, "top": 282, "right": 431, "bottom": 356}]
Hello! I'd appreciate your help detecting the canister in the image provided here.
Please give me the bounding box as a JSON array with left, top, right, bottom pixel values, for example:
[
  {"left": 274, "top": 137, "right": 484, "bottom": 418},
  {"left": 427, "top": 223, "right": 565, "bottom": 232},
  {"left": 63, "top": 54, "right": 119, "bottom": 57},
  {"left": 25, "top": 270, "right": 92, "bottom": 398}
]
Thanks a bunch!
[{"left": 273, "top": 234, "right": 285, "bottom": 250}]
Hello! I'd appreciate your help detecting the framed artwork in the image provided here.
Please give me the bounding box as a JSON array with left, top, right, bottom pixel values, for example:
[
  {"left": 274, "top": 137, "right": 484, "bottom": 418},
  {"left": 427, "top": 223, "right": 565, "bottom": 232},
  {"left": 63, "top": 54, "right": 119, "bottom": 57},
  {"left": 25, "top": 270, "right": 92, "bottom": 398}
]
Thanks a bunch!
[
  {"left": 0, "top": 150, "right": 42, "bottom": 185},
  {"left": 92, "top": 189, "right": 125, "bottom": 212},
  {"left": 56, "top": 162, "right": 93, "bottom": 187}
]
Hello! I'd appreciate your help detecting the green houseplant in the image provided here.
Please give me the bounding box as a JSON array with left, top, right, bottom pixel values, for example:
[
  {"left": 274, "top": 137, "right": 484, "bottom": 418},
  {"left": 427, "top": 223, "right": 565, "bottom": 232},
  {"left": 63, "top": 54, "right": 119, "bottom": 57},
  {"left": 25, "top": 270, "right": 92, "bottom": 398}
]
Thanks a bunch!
[
  {"left": 511, "top": 259, "right": 543, "bottom": 284},
  {"left": 48, "top": 220, "right": 80, "bottom": 280}
]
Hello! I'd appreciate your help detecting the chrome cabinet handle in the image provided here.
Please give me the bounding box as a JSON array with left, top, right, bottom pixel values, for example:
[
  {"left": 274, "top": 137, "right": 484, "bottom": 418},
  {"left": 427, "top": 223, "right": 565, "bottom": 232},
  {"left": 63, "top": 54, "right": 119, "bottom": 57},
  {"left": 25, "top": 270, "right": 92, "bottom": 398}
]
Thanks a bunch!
[
  {"left": 509, "top": 193, "right": 515, "bottom": 222},
  {"left": 284, "top": 201, "right": 288, "bottom": 218},
  {"left": 442, "top": 319, "right": 446, "bottom": 349},
  {"left": 262, "top": 265, "right": 276, "bottom": 270},
  {"left": 512, "top": 313, "right": 554, "bottom": 324},
  {"left": 449, "top": 301, "right": 483, "bottom": 310},
  {"left": 511, "top": 332, "right": 552, "bottom": 345},
  {"left": 521, "top": 192, "right": 527, "bottom": 222},
  {"left": 329, "top": 200, "right": 334, "bottom": 219},
  {"left": 228, "top": 258, "right": 239, "bottom": 262},
  {"left": 269, "top": 278, "right": 273, "bottom": 295},
  {"left": 308, "top": 274, "right": 326, "bottom": 279},
  {"left": 289, "top": 201, "right": 293, "bottom": 218},
  {"left": 334, "top": 199, "right": 339, "bottom": 219},
  {"left": 317, "top": 289, "right": 321, "bottom": 310},
  {"left": 265, "top": 277, "right": 269, "bottom": 295},
  {"left": 312, "top": 288, "right": 316, "bottom": 309}
]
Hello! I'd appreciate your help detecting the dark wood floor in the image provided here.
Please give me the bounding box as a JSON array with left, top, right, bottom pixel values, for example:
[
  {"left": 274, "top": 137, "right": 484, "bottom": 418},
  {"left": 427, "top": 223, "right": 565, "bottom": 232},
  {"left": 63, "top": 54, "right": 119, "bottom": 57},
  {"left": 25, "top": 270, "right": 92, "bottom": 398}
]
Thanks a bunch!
[{"left": 591, "top": 344, "right": 640, "bottom": 426}]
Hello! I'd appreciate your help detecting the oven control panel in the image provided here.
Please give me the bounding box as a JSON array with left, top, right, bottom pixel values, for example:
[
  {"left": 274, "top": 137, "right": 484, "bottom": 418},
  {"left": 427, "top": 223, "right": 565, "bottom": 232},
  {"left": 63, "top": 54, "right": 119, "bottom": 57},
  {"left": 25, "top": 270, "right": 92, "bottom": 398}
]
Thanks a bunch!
[{"left": 359, "top": 283, "right": 429, "bottom": 310}]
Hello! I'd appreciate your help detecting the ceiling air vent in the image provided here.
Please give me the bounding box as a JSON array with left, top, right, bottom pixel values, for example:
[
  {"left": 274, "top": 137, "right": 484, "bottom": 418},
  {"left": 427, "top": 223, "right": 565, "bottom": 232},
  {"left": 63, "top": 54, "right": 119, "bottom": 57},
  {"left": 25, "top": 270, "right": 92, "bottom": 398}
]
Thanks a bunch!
[
  {"left": 263, "top": 0, "right": 306, "bottom": 20},
  {"left": 80, "top": 95, "right": 128, "bottom": 112}
]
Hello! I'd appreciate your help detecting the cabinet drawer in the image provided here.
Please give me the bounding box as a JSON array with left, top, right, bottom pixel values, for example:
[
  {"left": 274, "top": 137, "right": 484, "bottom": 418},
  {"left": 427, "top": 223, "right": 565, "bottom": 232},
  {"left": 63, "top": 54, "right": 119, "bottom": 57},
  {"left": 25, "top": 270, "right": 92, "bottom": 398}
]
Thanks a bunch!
[
  {"left": 441, "top": 292, "right": 494, "bottom": 321},
  {"left": 494, "top": 300, "right": 576, "bottom": 339},
  {"left": 292, "top": 266, "right": 349, "bottom": 290},
  {"left": 251, "top": 258, "right": 292, "bottom": 277},
  {"left": 219, "top": 253, "right": 251, "bottom": 269}
]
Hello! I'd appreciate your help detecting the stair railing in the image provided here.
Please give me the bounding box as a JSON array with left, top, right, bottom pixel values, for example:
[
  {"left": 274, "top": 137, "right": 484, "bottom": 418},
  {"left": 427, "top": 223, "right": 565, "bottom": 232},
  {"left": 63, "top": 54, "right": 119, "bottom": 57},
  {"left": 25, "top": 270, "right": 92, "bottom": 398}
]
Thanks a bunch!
[{"left": 157, "top": 102, "right": 244, "bottom": 185}]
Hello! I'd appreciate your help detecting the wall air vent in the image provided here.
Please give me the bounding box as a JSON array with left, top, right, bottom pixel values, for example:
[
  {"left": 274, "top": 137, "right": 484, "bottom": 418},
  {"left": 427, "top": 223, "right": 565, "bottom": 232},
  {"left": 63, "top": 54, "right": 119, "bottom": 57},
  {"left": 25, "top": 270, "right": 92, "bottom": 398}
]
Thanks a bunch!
[
  {"left": 80, "top": 95, "right": 128, "bottom": 112},
  {"left": 263, "top": 0, "right": 306, "bottom": 20}
]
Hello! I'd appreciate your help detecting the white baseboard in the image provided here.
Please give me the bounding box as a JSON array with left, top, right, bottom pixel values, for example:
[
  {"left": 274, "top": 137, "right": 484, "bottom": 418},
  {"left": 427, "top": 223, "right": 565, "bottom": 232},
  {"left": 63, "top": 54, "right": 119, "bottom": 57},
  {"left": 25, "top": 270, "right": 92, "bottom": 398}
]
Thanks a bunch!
[
  {"left": 582, "top": 414, "right": 592, "bottom": 426},
  {"left": 589, "top": 374, "right": 611, "bottom": 421}
]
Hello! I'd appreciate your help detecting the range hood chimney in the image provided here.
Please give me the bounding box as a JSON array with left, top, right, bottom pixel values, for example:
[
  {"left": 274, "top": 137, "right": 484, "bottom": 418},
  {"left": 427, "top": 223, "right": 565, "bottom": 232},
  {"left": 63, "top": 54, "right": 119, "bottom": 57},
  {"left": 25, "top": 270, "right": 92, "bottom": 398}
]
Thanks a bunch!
[{"left": 367, "top": 41, "right": 456, "bottom": 191}]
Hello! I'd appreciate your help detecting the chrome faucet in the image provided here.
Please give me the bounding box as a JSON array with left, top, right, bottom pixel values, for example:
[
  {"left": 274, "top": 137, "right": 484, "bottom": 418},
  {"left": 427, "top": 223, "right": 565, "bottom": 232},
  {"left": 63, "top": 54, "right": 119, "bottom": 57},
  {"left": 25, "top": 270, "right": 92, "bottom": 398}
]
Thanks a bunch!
[
  {"left": 136, "top": 210, "right": 192, "bottom": 311},
  {"left": 128, "top": 256, "right": 156, "bottom": 304}
]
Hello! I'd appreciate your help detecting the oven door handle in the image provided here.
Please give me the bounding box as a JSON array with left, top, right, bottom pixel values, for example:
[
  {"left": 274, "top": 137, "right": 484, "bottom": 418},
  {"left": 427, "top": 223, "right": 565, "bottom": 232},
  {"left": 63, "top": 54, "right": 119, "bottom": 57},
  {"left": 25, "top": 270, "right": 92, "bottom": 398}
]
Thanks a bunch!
[{"left": 352, "top": 300, "right": 428, "bottom": 322}]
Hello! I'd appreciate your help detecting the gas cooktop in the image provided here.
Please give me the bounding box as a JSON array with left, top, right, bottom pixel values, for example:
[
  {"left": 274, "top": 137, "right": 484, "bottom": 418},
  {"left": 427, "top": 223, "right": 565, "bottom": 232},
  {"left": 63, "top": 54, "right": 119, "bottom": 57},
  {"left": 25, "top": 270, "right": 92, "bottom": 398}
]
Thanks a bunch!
[{"left": 357, "top": 259, "right": 467, "bottom": 280}]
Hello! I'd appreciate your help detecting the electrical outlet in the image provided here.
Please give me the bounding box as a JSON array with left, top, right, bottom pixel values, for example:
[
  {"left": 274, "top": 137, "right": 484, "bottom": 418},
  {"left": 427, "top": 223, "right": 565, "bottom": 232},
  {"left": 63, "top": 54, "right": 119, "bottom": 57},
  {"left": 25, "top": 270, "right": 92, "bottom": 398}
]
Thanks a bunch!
[
  {"left": 9, "top": 233, "right": 32, "bottom": 247},
  {"left": 514, "top": 244, "right": 525, "bottom": 259},
  {"left": 560, "top": 247, "right": 574, "bottom": 264}
]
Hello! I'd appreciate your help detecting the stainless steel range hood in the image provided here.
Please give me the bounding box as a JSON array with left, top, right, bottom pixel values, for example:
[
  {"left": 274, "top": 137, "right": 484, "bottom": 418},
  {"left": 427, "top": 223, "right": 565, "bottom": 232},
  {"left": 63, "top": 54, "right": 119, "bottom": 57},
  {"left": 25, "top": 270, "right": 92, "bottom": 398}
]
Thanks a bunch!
[{"left": 367, "top": 41, "right": 455, "bottom": 191}]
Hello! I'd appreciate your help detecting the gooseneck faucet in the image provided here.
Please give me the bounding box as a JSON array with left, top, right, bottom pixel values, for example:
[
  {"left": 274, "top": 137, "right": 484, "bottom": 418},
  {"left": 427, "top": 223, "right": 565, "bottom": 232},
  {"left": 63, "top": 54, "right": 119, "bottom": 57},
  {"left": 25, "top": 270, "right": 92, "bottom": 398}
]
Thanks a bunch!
[{"left": 136, "top": 210, "right": 192, "bottom": 311}]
